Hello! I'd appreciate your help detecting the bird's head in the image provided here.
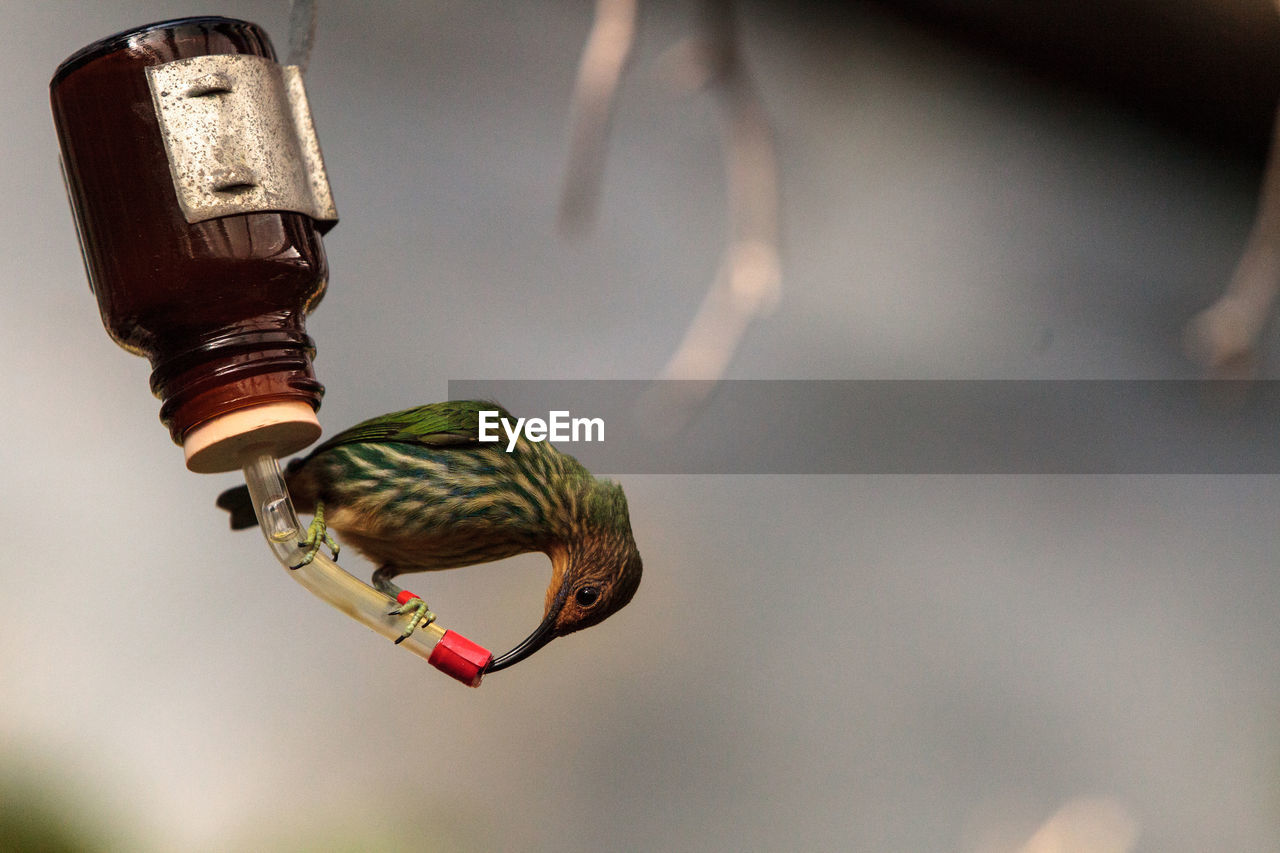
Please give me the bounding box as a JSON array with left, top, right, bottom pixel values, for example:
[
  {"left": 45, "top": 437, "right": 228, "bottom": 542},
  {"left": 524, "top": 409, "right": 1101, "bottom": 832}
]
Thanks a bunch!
[{"left": 485, "top": 480, "right": 642, "bottom": 672}]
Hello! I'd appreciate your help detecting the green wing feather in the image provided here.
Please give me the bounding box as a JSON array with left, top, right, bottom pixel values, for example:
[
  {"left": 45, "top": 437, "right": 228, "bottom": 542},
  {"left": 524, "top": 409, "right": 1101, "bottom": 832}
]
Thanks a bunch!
[{"left": 307, "top": 400, "right": 513, "bottom": 456}]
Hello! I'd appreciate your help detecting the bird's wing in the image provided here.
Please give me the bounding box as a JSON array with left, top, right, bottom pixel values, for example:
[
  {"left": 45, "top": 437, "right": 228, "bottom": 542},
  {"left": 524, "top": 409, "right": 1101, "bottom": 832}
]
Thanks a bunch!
[{"left": 307, "top": 400, "right": 513, "bottom": 455}]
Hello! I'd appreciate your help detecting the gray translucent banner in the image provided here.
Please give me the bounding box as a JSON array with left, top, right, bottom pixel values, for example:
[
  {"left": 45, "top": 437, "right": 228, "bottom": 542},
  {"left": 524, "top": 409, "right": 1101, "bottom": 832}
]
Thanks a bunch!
[{"left": 446, "top": 380, "right": 1280, "bottom": 474}]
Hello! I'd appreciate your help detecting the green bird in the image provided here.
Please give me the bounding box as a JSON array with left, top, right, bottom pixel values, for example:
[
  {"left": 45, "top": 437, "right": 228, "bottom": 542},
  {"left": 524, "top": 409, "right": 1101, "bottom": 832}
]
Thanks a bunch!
[{"left": 216, "top": 400, "right": 642, "bottom": 672}]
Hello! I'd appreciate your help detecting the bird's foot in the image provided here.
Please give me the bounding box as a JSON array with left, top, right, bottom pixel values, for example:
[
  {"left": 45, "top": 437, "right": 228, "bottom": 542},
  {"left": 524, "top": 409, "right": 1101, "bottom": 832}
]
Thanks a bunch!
[
  {"left": 292, "top": 501, "right": 341, "bottom": 568},
  {"left": 388, "top": 590, "right": 436, "bottom": 645}
]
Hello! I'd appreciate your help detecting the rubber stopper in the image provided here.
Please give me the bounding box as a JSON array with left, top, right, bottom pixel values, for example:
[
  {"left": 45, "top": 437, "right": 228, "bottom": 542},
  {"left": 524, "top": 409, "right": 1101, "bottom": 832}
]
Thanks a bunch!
[
  {"left": 183, "top": 400, "right": 321, "bottom": 473},
  {"left": 428, "top": 630, "right": 493, "bottom": 688}
]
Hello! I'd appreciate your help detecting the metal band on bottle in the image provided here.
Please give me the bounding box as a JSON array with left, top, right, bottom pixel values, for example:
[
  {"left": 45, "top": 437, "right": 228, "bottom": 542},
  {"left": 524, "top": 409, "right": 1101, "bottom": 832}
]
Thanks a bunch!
[{"left": 146, "top": 54, "right": 338, "bottom": 229}]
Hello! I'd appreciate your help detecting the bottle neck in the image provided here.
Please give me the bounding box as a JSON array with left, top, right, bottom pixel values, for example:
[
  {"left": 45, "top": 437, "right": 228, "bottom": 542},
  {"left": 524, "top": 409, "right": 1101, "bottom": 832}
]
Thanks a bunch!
[{"left": 150, "top": 324, "right": 324, "bottom": 445}]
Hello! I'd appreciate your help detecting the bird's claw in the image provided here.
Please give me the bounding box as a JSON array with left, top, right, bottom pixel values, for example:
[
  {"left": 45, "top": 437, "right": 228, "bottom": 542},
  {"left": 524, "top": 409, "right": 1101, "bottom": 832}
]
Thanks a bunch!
[
  {"left": 388, "top": 593, "right": 435, "bottom": 645},
  {"left": 291, "top": 501, "right": 340, "bottom": 569}
]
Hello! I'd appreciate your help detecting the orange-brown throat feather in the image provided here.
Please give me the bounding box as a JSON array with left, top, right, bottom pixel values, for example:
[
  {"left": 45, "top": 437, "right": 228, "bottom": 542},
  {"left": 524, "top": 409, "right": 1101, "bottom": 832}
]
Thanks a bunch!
[{"left": 544, "top": 542, "right": 572, "bottom": 621}]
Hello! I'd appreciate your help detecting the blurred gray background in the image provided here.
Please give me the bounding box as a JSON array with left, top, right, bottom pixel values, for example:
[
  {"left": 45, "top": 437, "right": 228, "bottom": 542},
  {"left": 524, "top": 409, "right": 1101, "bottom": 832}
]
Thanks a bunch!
[{"left": 5, "top": 1, "right": 1280, "bottom": 850}]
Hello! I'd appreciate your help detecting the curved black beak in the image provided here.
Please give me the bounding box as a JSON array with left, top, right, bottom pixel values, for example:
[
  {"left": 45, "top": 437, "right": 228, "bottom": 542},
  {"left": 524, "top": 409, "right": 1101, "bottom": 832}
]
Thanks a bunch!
[
  {"left": 485, "top": 588, "right": 566, "bottom": 673},
  {"left": 484, "top": 614, "right": 557, "bottom": 672}
]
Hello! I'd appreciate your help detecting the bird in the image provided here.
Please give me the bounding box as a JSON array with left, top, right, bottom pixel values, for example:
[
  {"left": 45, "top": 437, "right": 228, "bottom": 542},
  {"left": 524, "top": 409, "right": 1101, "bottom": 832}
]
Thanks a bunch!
[{"left": 216, "top": 400, "right": 642, "bottom": 672}]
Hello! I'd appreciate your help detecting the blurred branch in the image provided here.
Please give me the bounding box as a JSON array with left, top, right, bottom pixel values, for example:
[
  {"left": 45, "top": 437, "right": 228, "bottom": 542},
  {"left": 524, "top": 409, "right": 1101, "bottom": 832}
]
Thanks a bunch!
[
  {"left": 560, "top": 0, "right": 780, "bottom": 429},
  {"left": 1015, "top": 797, "right": 1138, "bottom": 853},
  {"left": 657, "top": 0, "right": 780, "bottom": 387},
  {"left": 1185, "top": 96, "right": 1280, "bottom": 378},
  {"left": 558, "top": 0, "right": 639, "bottom": 234},
  {"left": 1185, "top": 0, "right": 1280, "bottom": 378}
]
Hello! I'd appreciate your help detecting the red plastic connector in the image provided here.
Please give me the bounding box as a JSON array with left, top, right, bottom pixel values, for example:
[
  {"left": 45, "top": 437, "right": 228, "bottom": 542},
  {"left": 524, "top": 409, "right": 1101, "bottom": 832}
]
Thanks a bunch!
[
  {"left": 428, "top": 630, "right": 493, "bottom": 688},
  {"left": 392, "top": 590, "right": 491, "bottom": 686}
]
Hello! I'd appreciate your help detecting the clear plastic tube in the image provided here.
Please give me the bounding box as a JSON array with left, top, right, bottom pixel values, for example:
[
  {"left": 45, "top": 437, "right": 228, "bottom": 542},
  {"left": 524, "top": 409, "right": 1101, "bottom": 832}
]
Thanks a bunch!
[{"left": 240, "top": 451, "right": 489, "bottom": 684}]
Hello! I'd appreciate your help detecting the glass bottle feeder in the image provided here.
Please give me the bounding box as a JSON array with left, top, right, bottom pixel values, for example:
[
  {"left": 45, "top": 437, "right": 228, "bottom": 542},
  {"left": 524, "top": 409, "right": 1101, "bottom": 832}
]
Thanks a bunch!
[{"left": 51, "top": 17, "right": 490, "bottom": 686}]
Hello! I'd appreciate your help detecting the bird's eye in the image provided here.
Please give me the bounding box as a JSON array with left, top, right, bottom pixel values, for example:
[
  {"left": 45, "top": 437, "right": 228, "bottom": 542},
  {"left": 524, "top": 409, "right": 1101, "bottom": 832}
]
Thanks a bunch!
[{"left": 575, "top": 586, "right": 601, "bottom": 608}]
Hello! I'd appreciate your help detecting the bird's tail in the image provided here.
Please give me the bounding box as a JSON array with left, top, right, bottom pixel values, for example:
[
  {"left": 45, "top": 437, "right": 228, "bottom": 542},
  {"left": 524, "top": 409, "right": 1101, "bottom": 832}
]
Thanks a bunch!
[{"left": 216, "top": 484, "right": 260, "bottom": 530}]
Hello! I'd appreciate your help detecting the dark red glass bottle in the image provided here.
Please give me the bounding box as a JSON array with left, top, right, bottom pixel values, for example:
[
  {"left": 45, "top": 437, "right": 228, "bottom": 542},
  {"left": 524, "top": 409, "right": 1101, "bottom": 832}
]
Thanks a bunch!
[{"left": 51, "top": 17, "right": 335, "bottom": 472}]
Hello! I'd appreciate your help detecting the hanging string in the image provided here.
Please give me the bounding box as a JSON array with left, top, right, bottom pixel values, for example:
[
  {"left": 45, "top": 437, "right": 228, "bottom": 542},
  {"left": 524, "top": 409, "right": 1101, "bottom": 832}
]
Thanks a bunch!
[{"left": 287, "top": 0, "right": 318, "bottom": 74}]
